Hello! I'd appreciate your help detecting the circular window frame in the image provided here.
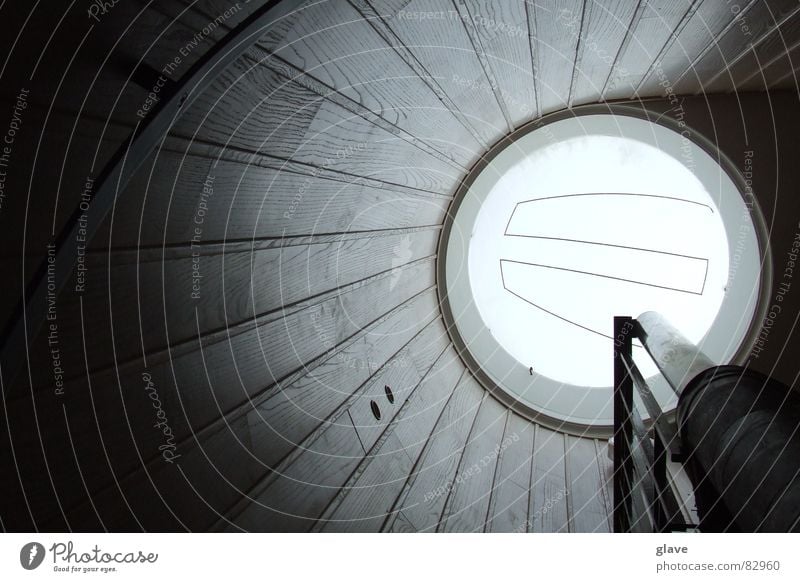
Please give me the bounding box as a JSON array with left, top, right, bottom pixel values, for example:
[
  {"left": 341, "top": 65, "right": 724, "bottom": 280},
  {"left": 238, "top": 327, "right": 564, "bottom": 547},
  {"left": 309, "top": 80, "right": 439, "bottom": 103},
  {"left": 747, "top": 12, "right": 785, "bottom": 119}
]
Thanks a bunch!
[{"left": 436, "top": 104, "right": 772, "bottom": 437}]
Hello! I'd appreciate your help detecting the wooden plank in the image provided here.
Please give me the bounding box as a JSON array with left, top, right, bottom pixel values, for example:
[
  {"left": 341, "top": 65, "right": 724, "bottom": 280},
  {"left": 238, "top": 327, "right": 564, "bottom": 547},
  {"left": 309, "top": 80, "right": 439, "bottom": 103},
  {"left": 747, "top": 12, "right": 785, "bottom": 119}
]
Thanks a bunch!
[
  {"left": 318, "top": 347, "right": 465, "bottom": 532},
  {"left": 292, "top": 97, "right": 461, "bottom": 194},
  {"left": 595, "top": 438, "right": 615, "bottom": 532},
  {"left": 226, "top": 420, "right": 368, "bottom": 532},
  {"left": 529, "top": 0, "right": 583, "bottom": 114},
  {"left": 319, "top": 433, "right": 416, "bottom": 532},
  {"left": 385, "top": 375, "right": 485, "bottom": 532},
  {"left": 529, "top": 425, "right": 569, "bottom": 532},
  {"left": 11, "top": 259, "right": 437, "bottom": 528},
  {"left": 28, "top": 228, "right": 439, "bottom": 380},
  {"left": 58, "top": 289, "right": 442, "bottom": 531},
  {"left": 254, "top": 52, "right": 468, "bottom": 172},
  {"left": 371, "top": 0, "right": 509, "bottom": 145},
  {"left": 451, "top": 0, "right": 515, "bottom": 131},
  {"left": 635, "top": 0, "right": 742, "bottom": 97},
  {"left": 439, "top": 395, "right": 508, "bottom": 532},
  {"left": 565, "top": 434, "right": 611, "bottom": 532},
  {"left": 569, "top": 0, "right": 639, "bottom": 106},
  {"left": 254, "top": 0, "right": 483, "bottom": 167},
  {"left": 603, "top": 1, "right": 693, "bottom": 100},
  {"left": 220, "top": 314, "right": 449, "bottom": 531},
  {"left": 319, "top": 317, "right": 450, "bottom": 456},
  {"left": 388, "top": 346, "right": 468, "bottom": 463},
  {"left": 243, "top": 291, "right": 441, "bottom": 469},
  {"left": 172, "top": 52, "right": 323, "bottom": 159},
  {"left": 92, "top": 149, "right": 449, "bottom": 248},
  {"left": 180, "top": 0, "right": 264, "bottom": 30},
  {"left": 671, "top": 0, "right": 798, "bottom": 95},
  {"left": 462, "top": 0, "right": 537, "bottom": 126},
  {"left": 708, "top": 3, "right": 800, "bottom": 93},
  {"left": 763, "top": 43, "right": 800, "bottom": 90},
  {"left": 486, "top": 412, "right": 535, "bottom": 532}
]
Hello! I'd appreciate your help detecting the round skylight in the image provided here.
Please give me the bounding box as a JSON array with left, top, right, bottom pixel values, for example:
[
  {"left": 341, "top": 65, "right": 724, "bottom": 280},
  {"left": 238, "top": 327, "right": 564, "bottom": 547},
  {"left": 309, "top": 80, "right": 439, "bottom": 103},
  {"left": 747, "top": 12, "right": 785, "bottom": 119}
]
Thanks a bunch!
[{"left": 441, "top": 111, "right": 765, "bottom": 430}]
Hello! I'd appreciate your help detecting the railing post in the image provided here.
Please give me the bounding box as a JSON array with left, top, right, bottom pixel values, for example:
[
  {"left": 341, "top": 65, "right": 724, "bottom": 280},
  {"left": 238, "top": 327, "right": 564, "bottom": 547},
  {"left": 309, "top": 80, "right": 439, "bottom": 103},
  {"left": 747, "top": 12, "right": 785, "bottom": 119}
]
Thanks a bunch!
[{"left": 613, "top": 316, "right": 635, "bottom": 532}]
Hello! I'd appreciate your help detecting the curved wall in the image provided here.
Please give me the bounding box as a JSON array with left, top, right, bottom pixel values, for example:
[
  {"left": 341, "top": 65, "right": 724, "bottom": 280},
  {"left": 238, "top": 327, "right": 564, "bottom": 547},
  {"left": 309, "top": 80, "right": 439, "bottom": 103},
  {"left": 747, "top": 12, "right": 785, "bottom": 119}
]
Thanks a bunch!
[{"left": 1, "top": 0, "right": 799, "bottom": 532}]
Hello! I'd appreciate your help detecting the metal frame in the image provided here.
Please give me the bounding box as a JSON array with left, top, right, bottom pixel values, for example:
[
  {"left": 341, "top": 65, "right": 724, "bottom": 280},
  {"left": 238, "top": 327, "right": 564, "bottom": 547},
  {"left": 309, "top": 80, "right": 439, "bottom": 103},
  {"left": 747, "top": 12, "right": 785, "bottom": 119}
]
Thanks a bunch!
[{"left": 613, "top": 313, "right": 703, "bottom": 533}]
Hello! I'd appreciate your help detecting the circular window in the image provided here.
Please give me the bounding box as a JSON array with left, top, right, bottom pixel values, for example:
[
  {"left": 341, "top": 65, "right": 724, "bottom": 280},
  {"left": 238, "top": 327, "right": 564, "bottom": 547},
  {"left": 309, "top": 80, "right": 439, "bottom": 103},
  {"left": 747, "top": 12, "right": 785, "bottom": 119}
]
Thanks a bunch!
[{"left": 440, "top": 110, "right": 766, "bottom": 430}]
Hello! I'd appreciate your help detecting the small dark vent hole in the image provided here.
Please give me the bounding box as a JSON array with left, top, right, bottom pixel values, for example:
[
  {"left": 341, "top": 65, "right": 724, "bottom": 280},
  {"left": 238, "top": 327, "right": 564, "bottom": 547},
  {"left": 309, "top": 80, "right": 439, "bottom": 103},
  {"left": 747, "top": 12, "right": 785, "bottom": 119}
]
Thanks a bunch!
[
  {"left": 385, "top": 385, "right": 395, "bottom": 404},
  {"left": 370, "top": 400, "right": 381, "bottom": 420}
]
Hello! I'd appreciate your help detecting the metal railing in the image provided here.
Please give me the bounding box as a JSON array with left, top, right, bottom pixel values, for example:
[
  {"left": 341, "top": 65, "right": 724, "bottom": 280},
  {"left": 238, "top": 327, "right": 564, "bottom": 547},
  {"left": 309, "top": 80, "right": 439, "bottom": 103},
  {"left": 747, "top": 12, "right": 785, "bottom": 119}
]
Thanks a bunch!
[{"left": 613, "top": 312, "right": 713, "bottom": 533}]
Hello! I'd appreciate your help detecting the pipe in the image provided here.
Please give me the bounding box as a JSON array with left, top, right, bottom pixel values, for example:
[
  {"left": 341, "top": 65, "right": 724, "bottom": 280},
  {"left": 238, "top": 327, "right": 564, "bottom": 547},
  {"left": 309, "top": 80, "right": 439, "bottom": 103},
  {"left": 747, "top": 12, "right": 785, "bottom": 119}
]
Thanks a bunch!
[
  {"left": 677, "top": 366, "right": 800, "bottom": 532},
  {"left": 636, "top": 311, "right": 716, "bottom": 395}
]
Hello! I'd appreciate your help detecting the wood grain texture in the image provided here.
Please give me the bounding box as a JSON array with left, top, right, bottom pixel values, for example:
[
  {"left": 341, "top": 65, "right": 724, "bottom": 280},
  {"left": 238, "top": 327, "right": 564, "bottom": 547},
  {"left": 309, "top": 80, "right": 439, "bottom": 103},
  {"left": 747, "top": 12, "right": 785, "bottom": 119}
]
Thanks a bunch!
[
  {"left": 762, "top": 44, "right": 800, "bottom": 90},
  {"left": 24, "top": 228, "right": 439, "bottom": 391},
  {"left": 47, "top": 288, "right": 442, "bottom": 531},
  {"left": 603, "top": 1, "right": 693, "bottom": 100},
  {"left": 439, "top": 394, "right": 507, "bottom": 532},
  {"left": 595, "top": 439, "right": 615, "bottom": 531},
  {"left": 669, "top": 0, "right": 793, "bottom": 94},
  {"left": 704, "top": 2, "right": 800, "bottom": 93},
  {"left": 254, "top": 0, "right": 483, "bottom": 167},
  {"left": 385, "top": 375, "right": 485, "bottom": 532},
  {"left": 10, "top": 258, "right": 436, "bottom": 528},
  {"left": 172, "top": 52, "right": 323, "bottom": 158},
  {"left": 635, "top": 0, "right": 742, "bottom": 96},
  {"left": 529, "top": 425, "right": 569, "bottom": 532},
  {"left": 462, "top": 0, "right": 537, "bottom": 126},
  {"left": 366, "top": 0, "right": 509, "bottom": 145},
  {"left": 223, "top": 317, "right": 452, "bottom": 531},
  {"left": 569, "top": 0, "right": 639, "bottom": 106},
  {"left": 529, "top": 0, "right": 583, "bottom": 114},
  {"left": 565, "top": 434, "right": 610, "bottom": 532},
  {"left": 92, "top": 147, "right": 449, "bottom": 249},
  {"left": 170, "top": 40, "right": 465, "bottom": 194},
  {"left": 292, "top": 98, "right": 461, "bottom": 192},
  {"left": 485, "top": 412, "right": 535, "bottom": 532},
  {"left": 318, "top": 345, "right": 466, "bottom": 532}
]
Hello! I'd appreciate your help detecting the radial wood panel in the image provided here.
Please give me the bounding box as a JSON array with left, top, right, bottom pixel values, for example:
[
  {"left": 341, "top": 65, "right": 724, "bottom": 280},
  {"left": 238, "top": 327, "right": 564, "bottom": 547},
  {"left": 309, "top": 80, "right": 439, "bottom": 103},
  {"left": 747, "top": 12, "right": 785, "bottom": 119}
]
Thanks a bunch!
[
  {"left": 7, "top": 260, "right": 437, "bottom": 528},
  {"left": 461, "top": 0, "right": 537, "bottom": 126},
  {"left": 569, "top": 0, "right": 639, "bottom": 106},
  {"left": 91, "top": 147, "right": 450, "bottom": 249},
  {"left": 708, "top": 3, "right": 800, "bottom": 93},
  {"left": 635, "top": 0, "right": 744, "bottom": 96},
  {"left": 385, "top": 375, "right": 485, "bottom": 532},
  {"left": 529, "top": 425, "right": 569, "bottom": 532},
  {"left": 603, "top": 1, "right": 693, "bottom": 101},
  {"left": 367, "top": 0, "right": 510, "bottom": 145},
  {"left": 318, "top": 345, "right": 467, "bottom": 532},
  {"left": 565, "top": 434, "right": 611, "bottom": 533},
  {"left": 529, "top": 0, "right": 583, "bottom": 114},
  {"left": 46, "top": 289, "right": 444, "bottom": 531},
  {"left": 24, "top": 230, "right": 439, "bottom": 383},
  {"left": 671, "top": 0, "right": 800, "bottom": 95},
  {"left": 486, "top": 412, "right": 536, "bottom": 532},
  {"left": 220, "top": 316, "right": 451, "bottom": 531},
  {"left": 439, "top": 395, "right": 508, "bottom": 532},
  {"left": 255, "top": 0, "right": 484, "bottom": 167}
]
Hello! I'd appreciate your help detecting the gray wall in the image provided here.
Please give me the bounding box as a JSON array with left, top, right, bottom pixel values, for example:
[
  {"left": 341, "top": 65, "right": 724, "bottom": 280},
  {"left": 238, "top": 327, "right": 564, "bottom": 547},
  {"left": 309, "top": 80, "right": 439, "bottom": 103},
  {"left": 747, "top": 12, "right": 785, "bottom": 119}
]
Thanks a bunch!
[{"left": 2, "top": 0, "right": 799, "bottom": 532}]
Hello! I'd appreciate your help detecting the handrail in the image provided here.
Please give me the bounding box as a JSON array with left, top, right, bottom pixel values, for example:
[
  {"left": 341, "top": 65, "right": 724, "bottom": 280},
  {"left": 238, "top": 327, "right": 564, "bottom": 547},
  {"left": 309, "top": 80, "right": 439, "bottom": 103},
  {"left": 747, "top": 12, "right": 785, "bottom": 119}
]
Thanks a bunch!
[{"left": 613, "top": 313, "right": 710, "bottom": 532}]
